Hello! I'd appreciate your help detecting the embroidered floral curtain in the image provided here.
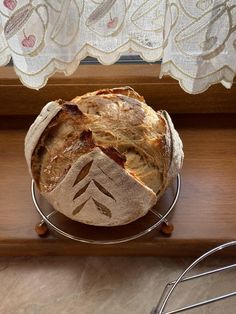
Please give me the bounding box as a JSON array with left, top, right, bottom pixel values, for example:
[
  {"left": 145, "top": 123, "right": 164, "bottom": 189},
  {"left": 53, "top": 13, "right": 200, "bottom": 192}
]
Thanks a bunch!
[{"left": 0, "top": 0, "right": 235, "bottom": 93}]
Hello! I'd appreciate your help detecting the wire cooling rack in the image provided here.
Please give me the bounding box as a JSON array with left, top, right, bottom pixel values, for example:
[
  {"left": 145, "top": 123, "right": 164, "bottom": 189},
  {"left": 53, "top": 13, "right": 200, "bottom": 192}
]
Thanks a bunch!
[
  {"left": 32, "top": 173, "right": 236, "bottom": 311},
  {"left": 32, "top": 174, "right": 180, "bottom": 245},
  {"left": 151, "top": 241, "right": 236, "bottom": 314}
]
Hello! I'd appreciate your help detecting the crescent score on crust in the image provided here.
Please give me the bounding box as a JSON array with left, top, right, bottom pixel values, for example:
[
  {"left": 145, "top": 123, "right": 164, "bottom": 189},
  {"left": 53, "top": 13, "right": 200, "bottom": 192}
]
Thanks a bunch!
[{"left": 25, "top": 86, "right": 184, "bottom": 226}]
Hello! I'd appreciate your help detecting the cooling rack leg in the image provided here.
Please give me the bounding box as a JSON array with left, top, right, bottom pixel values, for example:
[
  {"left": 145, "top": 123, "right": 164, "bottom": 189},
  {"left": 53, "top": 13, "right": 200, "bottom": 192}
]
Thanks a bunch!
[{"left": 35, "top": 219, "right": 49, "bottom": 237}]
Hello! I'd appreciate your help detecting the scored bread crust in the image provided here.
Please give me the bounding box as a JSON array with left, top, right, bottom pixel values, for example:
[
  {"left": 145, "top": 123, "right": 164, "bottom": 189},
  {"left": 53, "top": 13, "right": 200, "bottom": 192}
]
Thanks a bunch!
[
  {"left": 25, "top": 86, "right": 183, "bottom": 226},
  {"left": 25, "top": 101, "right": 61, "bottom": 176},
  {"left": 44, "top": 148, "right": 157, "bottom": 226}
]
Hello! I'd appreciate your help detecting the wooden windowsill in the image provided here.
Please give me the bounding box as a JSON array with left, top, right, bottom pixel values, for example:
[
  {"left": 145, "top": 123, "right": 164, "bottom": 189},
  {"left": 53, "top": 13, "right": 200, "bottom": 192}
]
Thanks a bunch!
[
  {"left": 0, "top": 114, "right": 236, "bottom": 256},
  {"left": 0, "top": 65, "right": 235, "bottom": 115},
  {"left": 0, "top": 65, "right": 235, "bottom": 256}
]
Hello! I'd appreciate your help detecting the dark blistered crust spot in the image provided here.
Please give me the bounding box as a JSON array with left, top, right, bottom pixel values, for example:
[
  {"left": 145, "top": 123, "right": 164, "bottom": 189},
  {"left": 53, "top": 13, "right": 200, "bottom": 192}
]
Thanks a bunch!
[
  {"left": 80, "top": 129, "right": 93, "bottom": 143},
  {"left": 96, "top": 89, "right": 112, "bottom": 95},
  {"left": 57, "top": 99, "right": 63, "bottom": 105},
  {"left": 79, "top": 130, "right": 96, "bottom": 150},
  {"left": 78, "top": 130, "right": 126, "bottom": 168},
  {"left": 62, "top": 102, "right": 84, "bottom": 115},
  {"left": 99, "top": 146, "right": 126, "bottom": 168}
]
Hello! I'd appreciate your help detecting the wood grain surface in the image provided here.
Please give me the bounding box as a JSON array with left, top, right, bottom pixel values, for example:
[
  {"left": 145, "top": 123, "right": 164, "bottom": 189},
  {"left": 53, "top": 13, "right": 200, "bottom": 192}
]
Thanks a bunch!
[
  {"left": 0, "top": 66, "right": 235, "bottom": 115},
  {"left": 0, "top": 114, "right": 236, "bottom": 256}
]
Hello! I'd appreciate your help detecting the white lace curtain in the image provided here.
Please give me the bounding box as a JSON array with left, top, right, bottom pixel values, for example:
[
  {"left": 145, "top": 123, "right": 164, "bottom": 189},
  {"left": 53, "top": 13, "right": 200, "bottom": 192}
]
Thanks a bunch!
[{"left": 0, "top": 0, "right": 235, "bottom": 93}]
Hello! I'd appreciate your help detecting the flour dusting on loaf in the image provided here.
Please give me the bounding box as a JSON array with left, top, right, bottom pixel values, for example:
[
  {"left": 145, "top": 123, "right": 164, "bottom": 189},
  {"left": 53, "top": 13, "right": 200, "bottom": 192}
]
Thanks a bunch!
[{"left": 25, "top": 87, "right": 183, "bottom": 226}]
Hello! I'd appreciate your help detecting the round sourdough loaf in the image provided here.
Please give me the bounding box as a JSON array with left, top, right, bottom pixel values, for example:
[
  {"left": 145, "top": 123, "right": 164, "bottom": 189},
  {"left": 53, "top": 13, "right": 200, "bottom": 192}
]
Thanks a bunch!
[{"left": 25, "top": 87, "right": 183, "bottom": 226}]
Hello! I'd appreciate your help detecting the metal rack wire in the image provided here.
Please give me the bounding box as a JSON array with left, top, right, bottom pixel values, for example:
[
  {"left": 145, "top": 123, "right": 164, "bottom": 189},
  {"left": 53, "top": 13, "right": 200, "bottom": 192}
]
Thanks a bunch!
[
  {"left": 152, "top": 241, "right": 236, "bottom": 314},
  {"left": 32, "top": 174, "right": 181, "bottom": 245},
  {"left": 32, "top": 173, "right": 236, "bottom": 312}
]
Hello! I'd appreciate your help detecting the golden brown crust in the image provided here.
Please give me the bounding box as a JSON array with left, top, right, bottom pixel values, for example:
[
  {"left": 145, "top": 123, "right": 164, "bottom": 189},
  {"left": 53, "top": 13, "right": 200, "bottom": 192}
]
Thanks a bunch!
[
  {"left": 72, "top": 86, "right": 145, "bottom": 104},
  {"left": 30, "top": 87, "right": 182, "bottom": 197},
  {"left": 26, "top": 87, "right": 183, "bottom": 226}
]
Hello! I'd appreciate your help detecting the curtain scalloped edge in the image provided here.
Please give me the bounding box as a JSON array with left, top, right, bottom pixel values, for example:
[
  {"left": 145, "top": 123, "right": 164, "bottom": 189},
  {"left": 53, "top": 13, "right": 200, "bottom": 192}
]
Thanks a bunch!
[
  {"left": 160, "top": 62, "right": 235, "bottom": 95},
  {"left": 13, "top": 43, "right": 163, "bottom": 90}
]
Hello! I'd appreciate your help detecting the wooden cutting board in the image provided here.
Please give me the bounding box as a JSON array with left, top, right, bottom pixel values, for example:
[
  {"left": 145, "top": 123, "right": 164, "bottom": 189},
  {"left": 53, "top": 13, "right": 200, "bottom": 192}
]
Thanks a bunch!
[{"left": 0, "top": 114, "right": 236, "bottom": 256}]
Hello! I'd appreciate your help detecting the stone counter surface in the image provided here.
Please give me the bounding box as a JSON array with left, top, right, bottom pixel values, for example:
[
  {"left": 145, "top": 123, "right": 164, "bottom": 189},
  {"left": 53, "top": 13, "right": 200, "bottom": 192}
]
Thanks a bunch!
[{"left": 0, "top": 257, "right": 235, "bottom": 314}]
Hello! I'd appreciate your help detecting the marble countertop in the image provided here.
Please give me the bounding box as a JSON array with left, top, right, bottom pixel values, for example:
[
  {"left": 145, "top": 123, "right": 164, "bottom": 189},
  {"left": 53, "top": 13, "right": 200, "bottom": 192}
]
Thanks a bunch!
[{"left": 0, "top": 256, "right": 235, "bottom": 314}]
